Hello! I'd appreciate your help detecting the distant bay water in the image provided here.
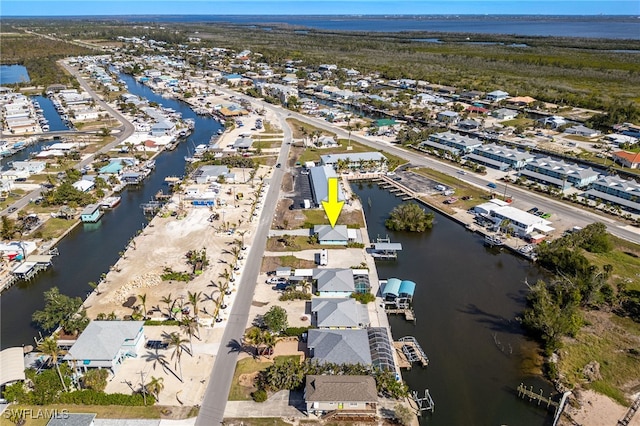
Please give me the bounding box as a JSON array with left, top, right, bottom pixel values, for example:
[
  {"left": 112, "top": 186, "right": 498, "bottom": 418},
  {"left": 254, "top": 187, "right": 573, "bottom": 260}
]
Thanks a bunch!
[{"left": 117, "top": 15, "right": 640, "bottom": 40}]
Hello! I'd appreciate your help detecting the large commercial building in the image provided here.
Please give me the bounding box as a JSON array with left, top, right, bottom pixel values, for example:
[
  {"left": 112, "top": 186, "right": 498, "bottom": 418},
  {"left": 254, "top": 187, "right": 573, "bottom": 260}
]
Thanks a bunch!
[
  {"left": 420, "top": 131, "right": 483, "bottom": 155},
  {"left": 473, "top": 200, "right": 554, "bottom": 237},
  {"left": 519, "top": 157, "right": 600, "bottom": 189},
  {"left": 584, "top": 176, "right": 640, "bottom": 212},
  {"left": 465, "top": 143, "right": 535, "bottom": 171}
]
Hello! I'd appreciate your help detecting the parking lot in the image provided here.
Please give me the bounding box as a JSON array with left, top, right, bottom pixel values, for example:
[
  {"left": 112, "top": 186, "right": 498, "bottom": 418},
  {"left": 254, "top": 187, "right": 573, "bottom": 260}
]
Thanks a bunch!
[
  {"left": 396, "top": 169, "right": 449, "bottom": 195},
  {"left": 288, "top": 168, "right": 314, "bottom": 210}
]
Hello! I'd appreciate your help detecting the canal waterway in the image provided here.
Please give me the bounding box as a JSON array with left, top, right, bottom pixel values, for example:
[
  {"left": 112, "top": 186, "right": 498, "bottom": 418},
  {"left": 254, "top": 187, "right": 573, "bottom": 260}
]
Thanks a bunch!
[
  {"left": 353, "top": 183, "right": 554, "bottom": 425},
  {"left": 0, "top": 73, "right": 222, "bottom": 349},
  {"left": 32, "top": 95, "right": 71, "bottom": 132}
]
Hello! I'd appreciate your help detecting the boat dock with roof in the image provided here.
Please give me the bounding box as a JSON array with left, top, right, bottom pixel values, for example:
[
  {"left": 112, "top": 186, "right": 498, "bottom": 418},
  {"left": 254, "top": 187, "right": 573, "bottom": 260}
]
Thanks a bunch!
[{"left": 369, "top": 236, "right": 402, "bottom": 259}]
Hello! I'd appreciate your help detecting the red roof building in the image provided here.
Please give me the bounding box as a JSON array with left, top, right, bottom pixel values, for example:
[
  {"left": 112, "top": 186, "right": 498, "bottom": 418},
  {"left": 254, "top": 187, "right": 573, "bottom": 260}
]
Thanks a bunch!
[{"left": 613, "top": 150, "right": 640, "bottom": 169}]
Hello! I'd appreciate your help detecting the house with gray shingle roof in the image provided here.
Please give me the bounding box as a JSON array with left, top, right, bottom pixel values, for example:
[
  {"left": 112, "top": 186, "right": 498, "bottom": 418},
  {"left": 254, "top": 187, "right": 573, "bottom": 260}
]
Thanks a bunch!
[
  {"left": 64, "top": 321, "right": 145, "bottom": 375},
  {"left": 311, "top": 298, "right": 369, "bottom": 328},
  {"left": 307, "top": 329, "right": 372, "bottom": 366},
  {"left": 304, "top": 375, "right": 377, "bottom": 415},
  {"left": 314, "top": 225, "right": 349, "bottom": 245},
  {"left": 313, "top": 268, "right": 355, "bottom": 297}
]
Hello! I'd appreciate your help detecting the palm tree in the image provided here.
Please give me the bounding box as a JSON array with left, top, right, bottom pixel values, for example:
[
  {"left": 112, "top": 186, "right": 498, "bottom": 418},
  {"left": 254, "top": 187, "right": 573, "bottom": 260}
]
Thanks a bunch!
[
  {"left": 187, "top": 291, "right": 202, "bottom": 318},
  {"left": 167, "top": 332, "right": 189, "bottom": 382},
  {"left": 138, "top": 293, "right": 147, "bottom": 319},
  {"left": 244, "top": 326, "right": 266, "bottom": 357},
  {"left": 145, "top": 376, "right": 164, "bottom": 403},
  {"left": 237, "top": 230, "right": 248, "bottom": 250},
  {"left": 180, "top": 317, "right": 199, "bottom": 354},
  {"left": 218, "top": 280, "right": 231, "bottom": 296},
  {"left": 37, "top": 334, "right": 68, "bottom": 392},
  {"left": 161, "top": 294, "right": 174, "bottom": 320}
]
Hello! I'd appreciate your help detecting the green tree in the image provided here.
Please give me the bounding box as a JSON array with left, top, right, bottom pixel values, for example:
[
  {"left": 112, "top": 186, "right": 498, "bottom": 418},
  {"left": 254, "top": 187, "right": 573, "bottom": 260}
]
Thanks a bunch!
[
  {"left": 81, "top": 368, "right": 108, "bottom": 391},
  {"left": 394, "top": 403, "right": 415, "bottom": 426},
  {"left": 145, "top": 376, "right": 164, "bottom": 402},
  {"left": 32, "top": 287, "right": 86, "bottom": 334},
  {"left": 1, "top": 215, "right": 17, "bottom": 240},
  {"left": 262, "top": 306, "right": 288, "bottom": 334},
  {"left": 36, "top": 334, "right": 68, "bottom": 392},
  {"left": 385, "top": 202, "right": 434, "bottom": 232},
  {"left": 167, "top": 332, "right": 189, "bottom": 382}
]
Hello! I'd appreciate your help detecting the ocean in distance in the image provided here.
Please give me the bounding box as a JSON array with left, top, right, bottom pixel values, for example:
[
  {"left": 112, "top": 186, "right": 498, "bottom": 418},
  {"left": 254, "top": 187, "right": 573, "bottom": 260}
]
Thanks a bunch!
[{"left": 116, "top": 14, "right": 640, "bottom": 40}]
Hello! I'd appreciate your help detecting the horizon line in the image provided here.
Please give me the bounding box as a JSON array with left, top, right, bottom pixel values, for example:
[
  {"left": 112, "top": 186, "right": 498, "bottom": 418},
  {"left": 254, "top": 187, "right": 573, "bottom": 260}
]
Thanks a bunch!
[{"left": 3, "top": 13, "right": 639, "bottom": 17}]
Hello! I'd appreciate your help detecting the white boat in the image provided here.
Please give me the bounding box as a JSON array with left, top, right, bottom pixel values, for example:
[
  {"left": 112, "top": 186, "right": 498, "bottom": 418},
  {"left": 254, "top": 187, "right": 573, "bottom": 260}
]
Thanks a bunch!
[
  {"left": 100, "top": 196, "right": 121, "bottom": 209},
  {"left": 484, "top": 235, "right": 505, "bottom": 247}
]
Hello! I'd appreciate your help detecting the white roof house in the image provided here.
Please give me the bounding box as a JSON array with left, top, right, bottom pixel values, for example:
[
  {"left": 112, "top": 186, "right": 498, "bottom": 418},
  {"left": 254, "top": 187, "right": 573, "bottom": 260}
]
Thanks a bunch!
[
  {"left": 474, "top": 201, "right": 554, "bottom": 236},
  {"left": 64, "top": 321, "right": 145, "bottom": 374},
  {"left": 0, "top": 347, "right": 26, "bottom": 387},
  {"left": 72, "top": 180, "right": 95, "bottom": 192}
]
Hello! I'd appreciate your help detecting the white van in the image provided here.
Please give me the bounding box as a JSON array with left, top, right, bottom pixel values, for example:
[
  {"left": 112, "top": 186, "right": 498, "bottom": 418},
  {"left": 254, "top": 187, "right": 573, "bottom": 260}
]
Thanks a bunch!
[{"left": 319, "top": 249, "right": 328, "bottom": 266}]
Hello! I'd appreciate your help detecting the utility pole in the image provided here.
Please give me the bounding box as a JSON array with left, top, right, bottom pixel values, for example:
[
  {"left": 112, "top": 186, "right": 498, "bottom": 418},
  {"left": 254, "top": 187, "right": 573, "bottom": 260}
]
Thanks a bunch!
[{"left": 139, "top": 370, "right": 147, "bottom": 405}]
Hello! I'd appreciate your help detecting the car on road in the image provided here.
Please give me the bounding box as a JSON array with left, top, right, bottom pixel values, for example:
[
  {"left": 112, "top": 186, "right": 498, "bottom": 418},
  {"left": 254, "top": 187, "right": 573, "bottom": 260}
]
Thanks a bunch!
[
  {"left": 487, "top": 182, "right": 497, "bottom": 189},
  {"left": 276, "top": 163, "right": 281, "bottom": 168},
  {"left": 7, "top": 207, "right": 17, "bottom": 213},
  {"left": 457, "top": 170, "right": 466, "bottom": 175}
]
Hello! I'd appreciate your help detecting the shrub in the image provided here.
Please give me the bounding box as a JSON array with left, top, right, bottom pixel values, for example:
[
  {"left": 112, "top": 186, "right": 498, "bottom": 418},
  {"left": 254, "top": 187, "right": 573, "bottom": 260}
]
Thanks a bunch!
[
  {"left": 251, "top": 389, "right": 268, "bottom": 402},
  {"left": 279, "top": 290, "right": 312, "bottom": 301},
  {"left": 351, "top": 292, "right": 376, "bottom": 304},
  {"left": 144, "top": 319, "right": 181, "bottom": 326},
  {"left": 284, "top": 326, "right": 309, "bottom": 337},
  {"left": 59, "top": 389, "right": 155, "bottom": 405}
]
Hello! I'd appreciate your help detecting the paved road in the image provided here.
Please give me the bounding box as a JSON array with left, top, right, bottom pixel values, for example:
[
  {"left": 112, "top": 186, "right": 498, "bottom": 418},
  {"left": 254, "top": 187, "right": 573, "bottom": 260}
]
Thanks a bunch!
[
  {"left": 195, "top": 109, "right": 292, "bottom": 425},
  {"left": 1, "top": 61, "right": 135, "bottom": 217},
  {"left": 279, "top": 111, "right": 640, "bottom": 244}
]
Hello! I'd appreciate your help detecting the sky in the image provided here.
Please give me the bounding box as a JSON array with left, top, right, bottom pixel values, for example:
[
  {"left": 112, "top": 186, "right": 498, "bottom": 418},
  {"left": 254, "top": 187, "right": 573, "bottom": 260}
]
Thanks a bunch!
[{"left": 1, "top": 0, "right": 638, "bottom": 17}]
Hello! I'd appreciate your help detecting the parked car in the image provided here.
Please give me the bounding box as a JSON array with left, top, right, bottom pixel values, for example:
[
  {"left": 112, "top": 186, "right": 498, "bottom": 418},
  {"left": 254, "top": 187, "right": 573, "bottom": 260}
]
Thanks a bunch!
[
  {"left": 266, "top": 277, "right": 288, "bottom": 284},
  {"left": 7, "top": 207, "right": 17, "bottom": 213},
  {"left": 527, "top": 207, "right": 539, "bottom": 214},
  {"left": 145, "top": 340, "right": 168, "bottom": 350}
]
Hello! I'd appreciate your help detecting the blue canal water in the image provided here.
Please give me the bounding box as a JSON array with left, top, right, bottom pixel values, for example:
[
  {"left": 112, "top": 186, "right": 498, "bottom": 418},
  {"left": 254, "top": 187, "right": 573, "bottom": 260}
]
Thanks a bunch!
[
  {"left": 353, "top": 183, "right": 553, "bottom": 425},
  {"left": 0, "top": 65, "right": 30, "bottom": 85},
  {"left": 32, "top": 95, "right": 70, "bottom": 132},
  {"left": 0, "top": 73, "right": 222, "bottom": 349}
]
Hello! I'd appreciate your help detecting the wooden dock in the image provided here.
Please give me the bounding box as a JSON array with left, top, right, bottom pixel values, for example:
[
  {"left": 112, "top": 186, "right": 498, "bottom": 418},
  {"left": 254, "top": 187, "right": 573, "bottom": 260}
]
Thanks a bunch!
[
  {"left": 386, "top": 307, "right": 415, "bottom": 322},
  {"left": 395, "top": 336, "right": 429, "bottom": 369},
  {"left": 517, "top": 383, "right": 558, "bottom": 409}
]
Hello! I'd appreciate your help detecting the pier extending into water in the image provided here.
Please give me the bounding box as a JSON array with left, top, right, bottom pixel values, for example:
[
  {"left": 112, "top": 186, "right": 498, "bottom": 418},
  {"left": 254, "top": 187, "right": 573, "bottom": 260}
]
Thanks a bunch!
[{"left": 394, "top": 336, "right": 429, "bottom": 369}]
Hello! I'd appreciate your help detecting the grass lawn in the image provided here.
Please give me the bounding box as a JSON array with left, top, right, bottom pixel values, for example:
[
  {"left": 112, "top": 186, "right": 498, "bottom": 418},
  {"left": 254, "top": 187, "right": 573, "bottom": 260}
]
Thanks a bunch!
[
  {"left": 501, "top": 118, "right": 534, "bottom": 128},
  {"left": 261, "top": 255, "right": 317, "bottom": 273},
  {"left": 0, "top": 190, "right": 26, "bottom": 210},
  {"left": 301, "top": 209, "right": 364, "bottom": 228},
  {"left": 558, "top": 312, "right": 640, "bottom": 406},
  {"left": 0, "top": 404, "right": 168, "bottom": 426},
  {"left": 37, "top": 218, "right": 78, "bottom": 241},
  {"left": 582, "top": 236, "right": 640, "bottom": 293},
  {"left": 263, "top": 121, "right": 283, "bottom": 134},
  {"left": 252, "top": 156, "right": 278, "bottom": 167},
  {"left": 266, "top": 236, "right": 347, "bottom": 252},
  {"left": 229, "top": 355, "right": 301, "bottom": 401},
  {"left": 286, "top": 118, "right": 336, "bottom": 140}
]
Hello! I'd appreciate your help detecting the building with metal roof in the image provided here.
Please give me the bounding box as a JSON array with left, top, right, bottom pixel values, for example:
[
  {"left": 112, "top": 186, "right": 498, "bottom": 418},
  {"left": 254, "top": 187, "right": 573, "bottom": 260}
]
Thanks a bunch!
[
  {"left": 585, "top": 176, "right": 640, "bottom": 213},
  {"left": 64, "top": 321, "right": 145, "bottom": 374},
  {"left": 423, "top": 131, "right": 483, "bottom": 154},
  {"left": 311, "top": 297, "right": 369, "bottom": 328},
  {"left": 466, "top": 143, "right": 535, "bottom": 171},
  {"left": 0, "top": 347, "right": 25, "bottom": 387},
  {"left": 520, "top": 157, "right": 600, "bottom": 189},
  {"left": 319, "top": 152, "right": 386, "bottom": 169},
  {"left": 309, "top": 165, "right": 343, "bottom": 207},
  {"left": 473, "top": 201, "right": 555, "bottom": 236},
  {"left": 381, "top": 278, "right": 416, "bottom": 301}
]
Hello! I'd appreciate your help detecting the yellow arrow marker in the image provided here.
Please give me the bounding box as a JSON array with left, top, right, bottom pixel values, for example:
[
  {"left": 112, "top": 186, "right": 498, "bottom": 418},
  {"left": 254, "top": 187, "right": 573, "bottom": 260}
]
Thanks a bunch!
[{"left": 321, "top": 177, "right": 344, "bottom": 228}]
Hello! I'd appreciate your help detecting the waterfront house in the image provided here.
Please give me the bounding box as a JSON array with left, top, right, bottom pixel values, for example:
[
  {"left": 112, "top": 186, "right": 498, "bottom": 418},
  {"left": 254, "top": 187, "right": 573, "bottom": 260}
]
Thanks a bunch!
[
  {"left": 0, "top": 347, "right": 26, "bottom": 389},
  {"left": 193, "top": 165, "right": 233, "bottom": 184},
  {"left": 314, "top": 225, "right": 350, "bottom": 245},
  {"left": 72, "top": 180, "right": 95, "bottom": 192},
  {"left": 64, "top": 321, "right": 145, "bottom": 375},
  {"left": 80, "top": 204, "right": 102, "bottom": 223},
  {"left": 12, "top": 161, "right": 46, "bottom": 175},
  {"left": 466, "top": 143, "right": 535, "bottom": 170},
  {"left": 232, "top": 137, "right": 254, "bottom": 151},
  {"left": 306, "top": 329, "right": 372, "bottom": 366},
  {"left": 150, "top": 120, "right": 175, "bottom": 136},
  {"left": 612, "top": 150, "right": 640, "bottom": 169},
  {"left": 313, "top": 268, "right": 355, "bottom": 297},
  {"left": 304, "top": 375, "right": 377, "bottom": 417},
  {"left": 486, "top": 90, "right": 510, "bottom": 102},
  {"left": 585, "top": 176, "right": 640, "bottom": 212},
  {"left": 539, "top": 115, "right": 568, "bottom": 129},
  {"left": 519, "top": 157, "right": 600, "bottom": 189},
  {"left": 311, "top": 297, "right": 370, "bottom": 329},
  {"left": 473, "top": 200, "right": 555, "bottom": 237}
]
